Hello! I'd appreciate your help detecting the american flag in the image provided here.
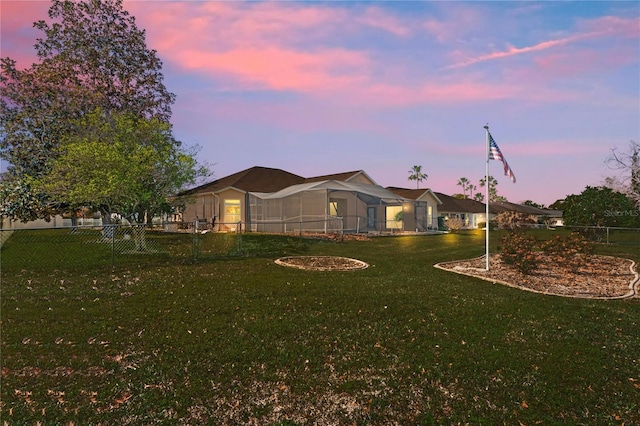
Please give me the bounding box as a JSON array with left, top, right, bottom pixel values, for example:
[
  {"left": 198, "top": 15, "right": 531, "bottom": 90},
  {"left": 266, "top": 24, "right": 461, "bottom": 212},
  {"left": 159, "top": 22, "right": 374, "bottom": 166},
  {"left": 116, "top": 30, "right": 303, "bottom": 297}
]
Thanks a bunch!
[{"left": 489, "top": 132, "right": 516, "bottom": 183}]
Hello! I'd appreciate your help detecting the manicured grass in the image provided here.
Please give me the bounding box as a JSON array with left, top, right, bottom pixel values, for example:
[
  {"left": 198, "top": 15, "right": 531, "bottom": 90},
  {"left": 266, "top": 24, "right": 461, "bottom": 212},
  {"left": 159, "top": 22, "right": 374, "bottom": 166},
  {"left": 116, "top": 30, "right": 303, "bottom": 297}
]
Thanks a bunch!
[{"left": 1, "top": 231, "right": 639, "bottom": 424}]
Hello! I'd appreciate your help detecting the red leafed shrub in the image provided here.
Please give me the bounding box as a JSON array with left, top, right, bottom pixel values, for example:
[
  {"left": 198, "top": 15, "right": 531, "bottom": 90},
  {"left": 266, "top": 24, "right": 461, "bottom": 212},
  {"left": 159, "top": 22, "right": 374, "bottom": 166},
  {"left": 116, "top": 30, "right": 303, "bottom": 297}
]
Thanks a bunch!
[
  {"left": 499, "top": 232, "right": 539, "bottom": 275},
  {"left": 541, "top": 232, "right": 594, "bottom": 273}
]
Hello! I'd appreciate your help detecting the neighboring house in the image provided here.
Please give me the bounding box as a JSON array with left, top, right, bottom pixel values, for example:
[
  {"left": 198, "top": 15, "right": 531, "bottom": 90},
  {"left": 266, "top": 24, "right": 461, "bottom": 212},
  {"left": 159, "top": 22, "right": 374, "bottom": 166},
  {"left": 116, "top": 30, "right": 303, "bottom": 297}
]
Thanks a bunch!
[
  {"left": 177, "top": 166, "right": 305, "bottom": 231},
  {"left": 177, "top": 166, "right": 441, "bottom": 233},
  {"left": 490, "top": 201, "right": 563, "bottom": 226},
  {"left": 386, "top": 187, "right": 442, "bottom": 231},
  {"left": 433, "top": 192, "right": 488, "bottom": 229}
]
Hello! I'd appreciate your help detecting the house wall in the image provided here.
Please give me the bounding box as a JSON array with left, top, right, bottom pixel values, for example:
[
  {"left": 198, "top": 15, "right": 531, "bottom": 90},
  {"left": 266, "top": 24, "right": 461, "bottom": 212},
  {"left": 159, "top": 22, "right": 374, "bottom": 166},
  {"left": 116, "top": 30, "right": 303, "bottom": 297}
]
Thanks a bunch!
[
  {"left": 416, "top": 192, "right": 440, "bottom": 229},
  {"left": 403, "top": 202, "right": 416, "bottom": 231},
  {"left": 1, "top": 215, "right": 70, "bottom": 229},
  {"left": 182, "top": 189, "right": 246, "bottom": 229},
  {"left": 182, "top": 192, "right": 218, "bottom": 225},
  {"left": 441, "top": 211, "right": 486, "bottom": 229},
  {"left": 328, "top": 191, "right": 362, "bottom": 232}
]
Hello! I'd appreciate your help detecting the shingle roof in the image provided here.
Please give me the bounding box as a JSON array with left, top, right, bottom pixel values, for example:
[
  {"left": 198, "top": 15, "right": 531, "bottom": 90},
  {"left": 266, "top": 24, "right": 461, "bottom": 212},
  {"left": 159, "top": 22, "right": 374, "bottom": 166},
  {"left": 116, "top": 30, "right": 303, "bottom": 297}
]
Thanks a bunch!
[
  {"left": 180, "top": 167, "right": 368, "bottom": 196},
  {"left": 386, "top": 187, "right": 442, "bottom": 204},
  {"left": 434, "top": 192, "right": 487, "bottom": 213},
  {"left": 180, "top": 166, "right": 305, "bottom": 195},
  {"left": 490, "top": 201, "right": 551, "bottom": 215},
  {"left": 386, "top": 187, "right": 427, "bottom": 200}
]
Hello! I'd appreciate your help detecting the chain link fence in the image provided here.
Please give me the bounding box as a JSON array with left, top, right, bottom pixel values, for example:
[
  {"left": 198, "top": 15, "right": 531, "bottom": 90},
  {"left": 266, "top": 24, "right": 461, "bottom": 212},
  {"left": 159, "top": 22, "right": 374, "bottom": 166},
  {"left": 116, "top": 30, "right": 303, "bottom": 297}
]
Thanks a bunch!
[
  {"left": 492, "top": 224, "right": 640, "bottom": 245},
  {"left": 0, "top": 221, "right": 322, "bottom": 272}
]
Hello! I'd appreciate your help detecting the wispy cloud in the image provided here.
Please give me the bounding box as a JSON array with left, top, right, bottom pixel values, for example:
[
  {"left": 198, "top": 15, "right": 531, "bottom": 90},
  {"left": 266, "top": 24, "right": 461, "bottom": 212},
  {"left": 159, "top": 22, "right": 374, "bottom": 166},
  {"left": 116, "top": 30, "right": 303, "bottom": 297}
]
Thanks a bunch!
[
  {"left": 444, "top": 33, "right": 593, "bottom": 70},
  {"left": 443, "top": 16, "right": 639, "bottom": 70}
]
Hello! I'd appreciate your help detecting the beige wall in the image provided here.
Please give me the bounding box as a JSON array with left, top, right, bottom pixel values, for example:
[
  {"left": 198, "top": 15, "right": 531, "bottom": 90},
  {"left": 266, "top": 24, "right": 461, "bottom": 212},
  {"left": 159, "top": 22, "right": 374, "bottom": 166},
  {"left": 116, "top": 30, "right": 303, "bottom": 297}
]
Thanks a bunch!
[{"left": 182, "top": 192, "right": 217, "bottom": 224}]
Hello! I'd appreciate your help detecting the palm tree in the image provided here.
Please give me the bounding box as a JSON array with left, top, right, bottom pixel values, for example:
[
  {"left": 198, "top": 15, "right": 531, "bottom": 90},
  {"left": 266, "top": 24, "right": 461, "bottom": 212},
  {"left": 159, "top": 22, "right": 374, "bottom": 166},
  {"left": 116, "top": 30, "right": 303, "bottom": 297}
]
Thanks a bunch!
[
  {"left": 456, "top": 177, "right": 476, "bottom": 199},
  {"left": 408, "top": 165, "right": 428, "bottom": 189}
]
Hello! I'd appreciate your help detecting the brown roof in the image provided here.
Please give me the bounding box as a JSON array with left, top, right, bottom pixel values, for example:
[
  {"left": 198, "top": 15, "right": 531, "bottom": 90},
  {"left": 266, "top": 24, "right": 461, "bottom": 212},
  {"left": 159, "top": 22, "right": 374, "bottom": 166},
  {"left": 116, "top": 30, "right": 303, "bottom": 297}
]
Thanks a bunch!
[
  {"left": 433, "top": 192, "right": 487, "bottom": 214},
  {"left": 180, "top": 166, "right": 305, "bottom": 195},
  {"left": 181, "top": 167, "right": 369, "bottom": 196},
  {"left": 489, "top": 201, "right": 553, "bottom": 216},
  {"left": 386, "top": 187, "right": 428, "bottom": 200}
]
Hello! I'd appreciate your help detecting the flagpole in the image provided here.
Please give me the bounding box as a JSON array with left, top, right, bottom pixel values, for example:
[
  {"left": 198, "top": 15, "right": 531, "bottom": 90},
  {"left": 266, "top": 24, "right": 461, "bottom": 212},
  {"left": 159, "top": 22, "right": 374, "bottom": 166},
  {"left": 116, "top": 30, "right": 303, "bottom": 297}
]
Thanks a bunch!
[{"left": 484, "top": 125, "right": 490, "bottom": 270}]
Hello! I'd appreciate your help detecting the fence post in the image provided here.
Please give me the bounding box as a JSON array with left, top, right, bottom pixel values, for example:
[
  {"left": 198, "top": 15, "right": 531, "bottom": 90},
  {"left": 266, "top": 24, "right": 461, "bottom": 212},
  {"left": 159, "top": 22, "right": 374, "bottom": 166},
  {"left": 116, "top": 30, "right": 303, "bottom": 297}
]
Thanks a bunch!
[
  {"left": 607, "top": 227, "right": 610, "bottom": 245},
  {"left": 193, "top": 219, "right": 199, "bottom": 260},
  {"left": 111, "top": 225, "right": 116, "bottom": 267}
]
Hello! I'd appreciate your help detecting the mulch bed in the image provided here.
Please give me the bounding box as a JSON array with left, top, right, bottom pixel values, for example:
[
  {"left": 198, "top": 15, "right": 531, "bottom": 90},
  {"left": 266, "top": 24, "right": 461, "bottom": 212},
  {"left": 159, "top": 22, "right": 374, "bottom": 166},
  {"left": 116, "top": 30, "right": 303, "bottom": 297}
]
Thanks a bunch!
[
  {"left": 275, "top": 256, "right": 369, "bottom": 271},
  {"left": 435, "top": 254, "right": 638, "bottom": 299}
]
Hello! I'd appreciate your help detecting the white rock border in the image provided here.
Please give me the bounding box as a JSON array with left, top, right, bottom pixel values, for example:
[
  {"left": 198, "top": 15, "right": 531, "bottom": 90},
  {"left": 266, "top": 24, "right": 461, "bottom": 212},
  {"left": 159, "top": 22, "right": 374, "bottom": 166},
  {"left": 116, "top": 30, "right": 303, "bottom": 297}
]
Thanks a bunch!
[
  {"left": 434, "top": 255, "right": 639, "bottom": 300},
  {"left": 275, "top": 256, "right": 369, "bottom": 271}
]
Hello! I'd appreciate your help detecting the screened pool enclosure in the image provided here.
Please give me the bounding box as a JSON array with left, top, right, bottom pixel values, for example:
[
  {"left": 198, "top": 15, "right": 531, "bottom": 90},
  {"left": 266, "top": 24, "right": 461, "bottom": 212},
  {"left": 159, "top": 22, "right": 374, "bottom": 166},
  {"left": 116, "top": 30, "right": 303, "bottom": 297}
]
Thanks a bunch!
[{"left": 247, "top": 180, "right": 436, "bottom": 234}]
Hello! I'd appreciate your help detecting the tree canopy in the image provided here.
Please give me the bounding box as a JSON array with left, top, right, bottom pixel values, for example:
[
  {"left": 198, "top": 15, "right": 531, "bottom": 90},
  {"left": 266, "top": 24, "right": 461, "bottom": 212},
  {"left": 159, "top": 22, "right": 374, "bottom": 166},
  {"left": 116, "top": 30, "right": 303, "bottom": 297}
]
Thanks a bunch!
[
  {"left": 0, "top": 0, "right": 196, "bottom": 222},
  {"left": 563, "top": 186, "right": 639, "bottom": 228},
  {"left": 35, "top": 109, "right": 205, "bottom": 223},
  {"left": 605, "top": 140, "right": 640, "bottom": 209}
]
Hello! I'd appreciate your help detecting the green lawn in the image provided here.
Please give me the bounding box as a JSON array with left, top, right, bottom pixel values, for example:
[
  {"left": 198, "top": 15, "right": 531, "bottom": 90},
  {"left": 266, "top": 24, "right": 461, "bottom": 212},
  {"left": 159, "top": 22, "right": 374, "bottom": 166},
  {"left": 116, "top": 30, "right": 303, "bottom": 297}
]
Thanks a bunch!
[{"left": 1, "top": 231, "right": 639, "bottom": 424}]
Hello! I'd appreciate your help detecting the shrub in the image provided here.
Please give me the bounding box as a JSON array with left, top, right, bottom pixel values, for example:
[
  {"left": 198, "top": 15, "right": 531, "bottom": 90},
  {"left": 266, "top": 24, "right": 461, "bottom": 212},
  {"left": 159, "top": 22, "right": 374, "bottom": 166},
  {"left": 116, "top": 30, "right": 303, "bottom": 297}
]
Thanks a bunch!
[
  {"left": 541, "top": 232, "right": 594, "bottom": 273},
  {"left": 499, "top": 231, "right": 539, "bottom": 275},
  {"left": 446, "top": 217, "right": 465, "bottom": 232}
]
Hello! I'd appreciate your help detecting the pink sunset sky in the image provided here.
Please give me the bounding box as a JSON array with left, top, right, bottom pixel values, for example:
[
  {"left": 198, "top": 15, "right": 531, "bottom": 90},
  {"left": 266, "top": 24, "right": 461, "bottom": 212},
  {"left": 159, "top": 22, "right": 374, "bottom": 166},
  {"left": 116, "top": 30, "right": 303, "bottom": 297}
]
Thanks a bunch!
[{"left": 2, "top": 1, "right": 639, "bottom": 206}]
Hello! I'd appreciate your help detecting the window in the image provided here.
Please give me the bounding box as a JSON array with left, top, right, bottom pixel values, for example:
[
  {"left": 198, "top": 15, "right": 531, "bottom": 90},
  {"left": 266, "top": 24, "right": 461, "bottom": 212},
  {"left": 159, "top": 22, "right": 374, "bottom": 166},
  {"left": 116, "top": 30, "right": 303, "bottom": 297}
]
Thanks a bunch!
[
  {"left": 386, "top": 205, "right": 403, "bottom": 229},
  {"left": 224, "top": 199, "right": 241, "bottom": 224},
  {"left": 329, "top": 199, "right": 346, "bottom": 217}
]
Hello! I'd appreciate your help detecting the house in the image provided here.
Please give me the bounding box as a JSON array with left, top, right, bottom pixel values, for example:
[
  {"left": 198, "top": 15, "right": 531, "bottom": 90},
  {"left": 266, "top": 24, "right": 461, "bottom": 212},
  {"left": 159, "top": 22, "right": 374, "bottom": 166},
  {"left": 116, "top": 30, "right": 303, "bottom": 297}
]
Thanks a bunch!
[
  {"left": 385, "top": 187, "right": 442, "bottom": 231},
  {"left": 176, "top": 166, "right": 305, "bottom": 231},
  {"left": 434, "top": 193, "right": 488, "bottom": 229},
  {"left": 490, "top": 201, "right": 563, "bottom": 227},
  {"left": 177, "top": 166, "right": 441, "bottom": 233}
]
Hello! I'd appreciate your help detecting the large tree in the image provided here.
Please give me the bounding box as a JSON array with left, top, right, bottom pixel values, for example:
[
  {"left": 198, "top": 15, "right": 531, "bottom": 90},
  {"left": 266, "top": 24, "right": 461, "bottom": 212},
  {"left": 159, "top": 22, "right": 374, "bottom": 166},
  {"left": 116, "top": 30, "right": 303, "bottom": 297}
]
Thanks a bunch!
[
  {"left": 36, "top": 109, "right": 205, "bottom": 225},
  {"left": 1, "top": 0, "right": 175, "bottom": 221},
  {"left": 563, "top": 186, "right": 639, "bottom": 228},
  {"left": 605, "top": 140, "right": 640, "bottom": 209}
]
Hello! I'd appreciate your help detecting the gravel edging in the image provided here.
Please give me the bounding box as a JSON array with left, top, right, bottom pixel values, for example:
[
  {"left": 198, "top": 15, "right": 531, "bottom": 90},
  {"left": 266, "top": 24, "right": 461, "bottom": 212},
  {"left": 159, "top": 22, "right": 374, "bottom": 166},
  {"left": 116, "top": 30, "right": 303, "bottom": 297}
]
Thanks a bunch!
[
  {"left": 275, "top": 256, "right": 369, "bottom": 271},
  {"left": 434, "top": 255, "right": 639, "bottom": 300}
]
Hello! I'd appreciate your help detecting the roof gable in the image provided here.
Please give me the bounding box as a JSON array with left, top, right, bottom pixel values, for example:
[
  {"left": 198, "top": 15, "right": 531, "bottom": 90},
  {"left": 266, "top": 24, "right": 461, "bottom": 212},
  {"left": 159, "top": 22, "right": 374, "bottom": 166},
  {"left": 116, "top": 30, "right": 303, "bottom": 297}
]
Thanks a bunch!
[
  {"left": 387, "top": 187, "right": 443, "bottom": 204},
  {"left": 181, "top": 166, "right": 305, "bottom": 195}
]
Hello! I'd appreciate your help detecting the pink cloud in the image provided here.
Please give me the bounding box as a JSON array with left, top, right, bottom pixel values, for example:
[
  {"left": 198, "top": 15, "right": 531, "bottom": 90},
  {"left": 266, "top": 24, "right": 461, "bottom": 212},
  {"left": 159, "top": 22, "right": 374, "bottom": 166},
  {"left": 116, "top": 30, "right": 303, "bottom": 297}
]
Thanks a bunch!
[
  {"left": 126, "top": 1, "right": 349, "bottom": 52},
  {"left": 174, "top": 47, "right": 370, "bottom": 93},
  {"left": 578, "top": 15, "right": 640, "bottom": 38},
  {"left": 444, "top": 16, "right": 639, "bottom": 70},
  {"left": 444, "top": 33, "right": 591, "bottom": 70}
]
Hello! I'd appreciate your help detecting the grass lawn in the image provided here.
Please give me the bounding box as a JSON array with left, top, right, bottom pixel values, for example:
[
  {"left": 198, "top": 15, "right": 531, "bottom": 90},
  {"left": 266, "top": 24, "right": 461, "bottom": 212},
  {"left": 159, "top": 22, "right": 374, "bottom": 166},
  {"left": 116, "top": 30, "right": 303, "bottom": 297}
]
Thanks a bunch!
[{"left": 1, "top": 231, "right": 639, "bottom": 424}]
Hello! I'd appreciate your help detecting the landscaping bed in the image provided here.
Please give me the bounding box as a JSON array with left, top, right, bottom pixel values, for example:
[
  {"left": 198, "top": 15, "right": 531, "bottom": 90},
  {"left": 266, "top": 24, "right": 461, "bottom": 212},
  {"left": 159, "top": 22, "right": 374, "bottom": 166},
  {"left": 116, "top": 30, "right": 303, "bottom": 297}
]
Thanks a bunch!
[{"left": 436, "top": 253, "right": 638, "bottom": 299}]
